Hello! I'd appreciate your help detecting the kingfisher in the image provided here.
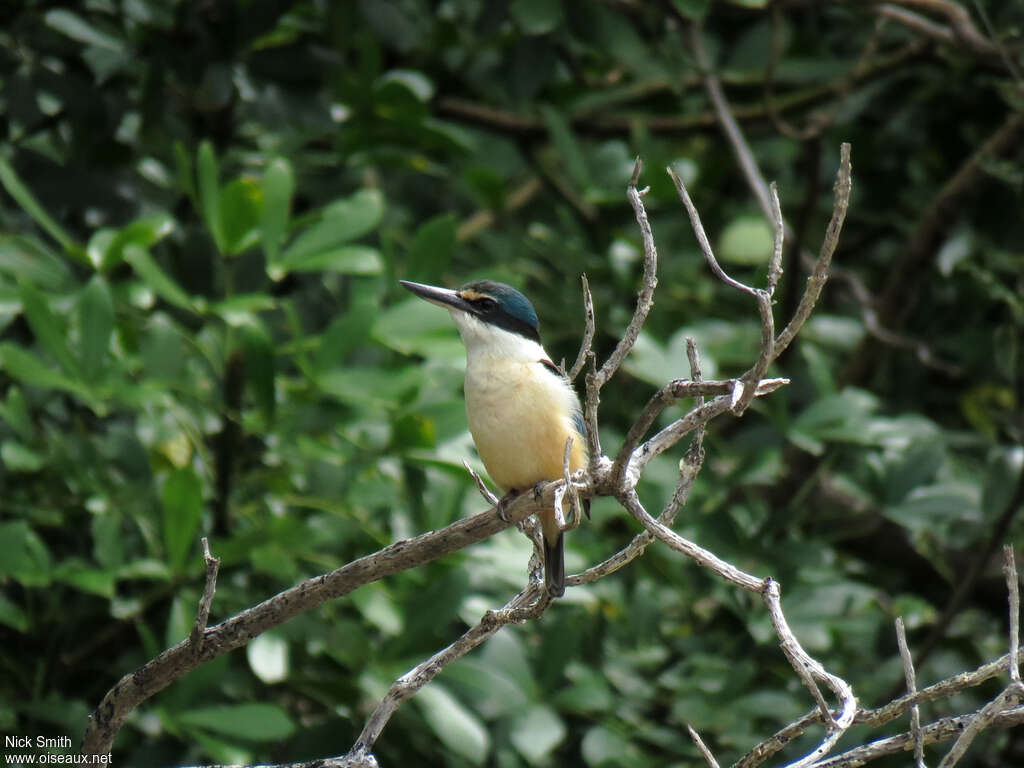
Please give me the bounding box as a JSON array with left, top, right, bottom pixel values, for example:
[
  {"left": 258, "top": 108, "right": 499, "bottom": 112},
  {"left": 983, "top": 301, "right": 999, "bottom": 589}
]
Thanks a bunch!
[{"left": 400, "top": 279, "right": 587, "bottom": 597}]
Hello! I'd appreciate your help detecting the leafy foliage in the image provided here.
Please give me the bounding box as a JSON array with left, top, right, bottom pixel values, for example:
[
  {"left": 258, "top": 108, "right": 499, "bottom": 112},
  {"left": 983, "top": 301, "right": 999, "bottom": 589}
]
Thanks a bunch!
[{"left": 1, "top": 1, "right": 1022, "bottom": 766}]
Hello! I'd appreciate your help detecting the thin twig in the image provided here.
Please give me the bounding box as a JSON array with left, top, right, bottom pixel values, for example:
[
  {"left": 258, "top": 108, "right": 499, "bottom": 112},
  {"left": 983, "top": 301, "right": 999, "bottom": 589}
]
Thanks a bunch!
[
  {"left": 895, "top": 617, "right": 927, "bottom": 768},
  {"left": 762, "top": 579, "right": 857, "bottom": 768},
  {"left": 552, "top": 436, "right": 583, "bottom": 532},
  {"left": 350, "top": 583, "right": 550, "bottom": 757},
  {"left": 463, "top": 460, "right": 499, "bottom": 507},
  {"left": 568, "top": 274, "right": 596, "bottom": 382},
  {"left": 667, "top": 164, "right": 759, "bottom": 299},
  {"left": 584, "top": 350, "right": 603, "bottom": 470},
  {"left": 620, "top": 490, "right": 763, "bottom": 592},
  {"left": 1005, "top": 545, "right": 1021, "bottom": 683},
  {"left": 688, "top": 724, "right": 722, "bottom": 768},
  {"left": 773, "top": 143, "right": 852, "bottom": 360},
  {"left": 632, "top": 380, "right": 789, "bottom": 472},
  {"left": 595, "top": 157, "right": 658, "bottom": 388},
  {"left": 665, "top": 163, "right": 776, "bottom": 414},
  {"left": 188, "top": 537, "right": 220, "bottom": 655}
]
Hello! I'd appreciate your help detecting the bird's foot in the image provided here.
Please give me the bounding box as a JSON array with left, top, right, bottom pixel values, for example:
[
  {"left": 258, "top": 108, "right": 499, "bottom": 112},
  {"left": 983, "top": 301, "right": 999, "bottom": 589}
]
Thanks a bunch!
[
  {"left": 531, "top": 481, "right": 545, "bottom": 502},
  {"left": 496, "top": 490, "right": 518, "bottom": 523}
]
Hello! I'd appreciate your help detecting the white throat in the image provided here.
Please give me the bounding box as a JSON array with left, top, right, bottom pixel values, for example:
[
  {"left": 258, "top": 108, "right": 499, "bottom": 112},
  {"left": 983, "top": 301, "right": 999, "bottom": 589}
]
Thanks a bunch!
[{"left": 449, "top": 310, "right": 547, "bottom": 364}]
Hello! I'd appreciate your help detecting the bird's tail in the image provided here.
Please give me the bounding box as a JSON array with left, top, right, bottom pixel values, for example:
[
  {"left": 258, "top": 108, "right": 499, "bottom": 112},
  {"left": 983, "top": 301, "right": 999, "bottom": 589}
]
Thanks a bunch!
[{"left": 543, "top": 531, "right": 565, "bottom": 598}]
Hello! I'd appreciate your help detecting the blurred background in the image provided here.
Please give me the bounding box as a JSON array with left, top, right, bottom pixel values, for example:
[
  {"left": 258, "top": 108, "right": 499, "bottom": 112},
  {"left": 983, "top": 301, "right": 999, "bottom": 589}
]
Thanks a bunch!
[{"left": 1, "top": 1, "right": 1022, "bottom": 766}]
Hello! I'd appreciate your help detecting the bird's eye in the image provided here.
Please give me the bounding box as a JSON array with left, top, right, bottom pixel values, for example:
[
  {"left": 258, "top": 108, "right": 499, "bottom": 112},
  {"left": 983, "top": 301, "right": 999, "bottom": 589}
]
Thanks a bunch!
[{"left": 477, "top": 297, "right": 497, "bottom": 311}]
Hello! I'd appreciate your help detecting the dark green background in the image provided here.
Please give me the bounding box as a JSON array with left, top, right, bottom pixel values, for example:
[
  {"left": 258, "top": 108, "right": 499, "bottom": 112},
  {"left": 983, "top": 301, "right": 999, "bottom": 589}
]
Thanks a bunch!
[{"left": 1, "top": 1, "right": 1021, "bottom": 766}]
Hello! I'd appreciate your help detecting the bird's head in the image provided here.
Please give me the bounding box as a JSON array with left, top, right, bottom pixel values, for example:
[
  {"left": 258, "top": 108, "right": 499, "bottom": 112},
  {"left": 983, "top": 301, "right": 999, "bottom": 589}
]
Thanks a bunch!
[{"left": 400, "top": 279, "right": 542, "bottom": 358}]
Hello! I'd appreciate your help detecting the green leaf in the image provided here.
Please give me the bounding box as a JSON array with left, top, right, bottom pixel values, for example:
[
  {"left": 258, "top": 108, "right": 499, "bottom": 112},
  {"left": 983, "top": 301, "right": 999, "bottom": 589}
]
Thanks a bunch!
[
  {"left": 510, "top": 705, "right": 566, "bottom": 764},
  {"left": 0, "top": 343, "right": 92, "bottom": 400},
  {"left": 789, "top": 389, "right": 879, "bottom": 454},
  {"left": 177, "top": 704, "right": 295, "bottom": 742},
  {"left": 0, "top": 156, "right": 78, "bottom": 255},
  {"left": 1, "top": 441, "right": 45, "bottom": 472},
  {"left": 372, "top": 298, "right": 465, "bottom": 361},
  {"left": 77, "top": 276, "right": 114, "bottom": 383},
  {"left": 261, "top": 157, "right": 294, "bottom": 263},
  {"left": 124, "top": 244, "right": 196, "bottom": 312},
  {"left": 510, "top": 0, "right": 564, "bottom": 35},
  {"left": 219, "top": 177, "right": 263, "bottom": 256},
  {"left": 197, "top": 141, "right": 225, "bottom": 254},
  {"left": 161, "top": 467, "right": 203, "bottom": 570},
  {"left": 278, "top": 245, "right": 383, "bottom": 275},
  {"left": 99, "top": 213, "right": 175, "bottom": 272},
  {"left": 0, "top": 387, "right": 34, "bottom": 442},
  {"left": 274, "top": 189, "right": 383, "bottom": 275},
  {"left": 246, "top": 632, "right": 289, "bottom": 684},
  {"left": 44, "top": 9, "right": 124, "bottom": 51},
  {"left": 0, "top": 593, "right": 29, "bottom": 632},
  {"left": 581, "top": 725, "right": 633, "bottom": 767},
  {"left": 210, "top": 294, "right": 277, "bottom": 326},
  {"left": 53, "top": 560, "right": 115, "bottom": 598},
  {"left": 416, "top": 684, "right": 489, "bottom": 765},
  {"left": 173, "top": 140, "right": 196, "bottom": 202},
  {"left": 0, "top": 236, "right": 72, "bottom": 290},
  {"left": 377, "top": 69, "right": 435, "bottom": 102},
  {"left": 406, "top": 213, "right": 455, "bottom": 282},
  {"left": 17, "top": 277, "right": 79, "bottom": 377},
  {"left": 0, "top": 521, "right": 52, "bottom": 587},
  {"left": 718, "top": 215, "right": 774, "bottom": 265},
  {"left": 351, "top": 584, "right": 403, "bottom": 635},
  {"left": 539, "top": 104, "right": 589, "bottom": 188},
  {"left": 314, "top": 291, "right": 378, "bottom": 371},
  {"left": 671, "top": 0, "right": 710, "bottom": 19},
  {"left": 240, "top": 321, "right": 276, "bottom": 421}
]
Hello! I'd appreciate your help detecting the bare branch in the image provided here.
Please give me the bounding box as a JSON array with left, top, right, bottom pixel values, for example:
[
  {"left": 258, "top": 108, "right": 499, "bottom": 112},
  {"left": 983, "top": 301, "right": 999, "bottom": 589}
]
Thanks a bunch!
[
  {"left": 877, "top": 4, "right": 956, "bottom": 45},
  {"left": 81, "top": 480, "right": 577, "bottom": 755},
  {"left": 861, "top": 649, "right": 1024, "bottom": 727},
  {"left": 567, "top": 274, "right": 595, "bottom": 382},
  {"left": 936, "top": 684, "right": 1024, "bottom": 768},
  {"left": 456, "top": 176, "right": 543, "bottom": 243},
  {"left": 552, "top": 436, "right": 584, "bottom": 532},
  {"left": 766, "top": 182, "right": 785, "bottom": 295},
  {"left": 763, "top": 579, "right": 857, "bottom": 767},
  {"left": 733, "top": 648, "right": 1024, "bottom": 768},
  {"left": 686, "top": 24, "right": 776, "bottom": 223},
  {"left": 665, "top": 162, "right": 779, "bottom": 414},
  {"left": 584, "top": 350, "right": 603, "bottom": 469},
  {"left": 622, "top": 489, "right": 856, "bottom": 766},
  {"left": 895, "top": 617, "right": 927, "bottom": 768},
  {"left": 877, "top": 0, "right": 999, "bottom": 57},
  {"left": 631, "top": 379, "right": 789, "bottom": 472},
  {"left": 811, "top": 706, "right": 1024, "bottom": 768},
  {"left": 620, "top": 489, "right": 763, "bottom": 593}
]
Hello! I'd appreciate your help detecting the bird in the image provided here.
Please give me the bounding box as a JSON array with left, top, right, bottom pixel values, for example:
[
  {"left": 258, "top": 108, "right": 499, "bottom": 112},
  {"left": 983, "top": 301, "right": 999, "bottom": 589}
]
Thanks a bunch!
[{"left": 400, "top": 278, "right": 587, "bottom": 597}]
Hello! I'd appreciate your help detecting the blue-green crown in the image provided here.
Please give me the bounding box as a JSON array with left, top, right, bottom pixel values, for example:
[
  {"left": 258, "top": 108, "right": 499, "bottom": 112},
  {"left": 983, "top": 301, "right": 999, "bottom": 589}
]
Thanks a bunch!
[{"left": 460, "top": 280, "right": 540, "bottom": 341}]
